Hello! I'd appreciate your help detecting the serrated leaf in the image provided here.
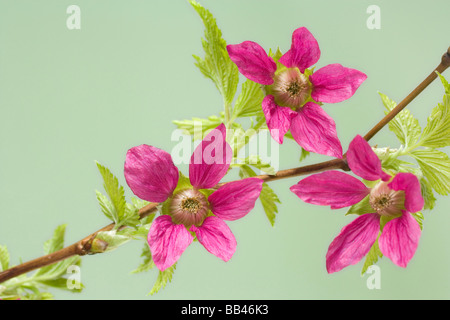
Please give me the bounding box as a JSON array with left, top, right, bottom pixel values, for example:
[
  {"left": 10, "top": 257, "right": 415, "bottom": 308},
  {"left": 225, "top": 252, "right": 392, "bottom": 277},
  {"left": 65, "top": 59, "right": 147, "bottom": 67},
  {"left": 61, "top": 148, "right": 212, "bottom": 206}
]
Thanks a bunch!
[
  {"left": 419, "top": 94, "right": 450, "bottom": 148},
  {"left": 437, "top": 71, "right": 450, "bottom": 95},
  {"left": 173, "top": 114, "right": 225, "bottom": 140},
  {"left": 420, "top": 177, "right": 436, "bottom": 210},
  {"left": 190, "top": 0, "right": 238, "bottom": 105},
  {"left": 411, "top": 148, "right": 450, "bottom": 195},
  {"left": 96, "top": 191, "right": 115, "bottom": 222},
  {"left": 238, "top": 165, "right": 280, "bottom": 226},
  {"left": 43, "top": 225, "right": 67, "bottom": 255},
  {"left": 96, "top": 162, "right": 126, "bottom": 225},
  {"left": 149, "top": 263, "right": 176, "bottom": 296},
  {"left": 260, "top": 183, "right": 281, "bottom": 227},
  {"left": 361, "top": 237, "right": 382, "bottom": 275},
  {"left": 120, "top": 203, "right": 141, "bottom": 228},
  {"left": 379, "top": 92, "right": 421, "bottom": 148},
  {"left": 232, "top": 79, "right": 264, "bottom": 118},
  {"left": 239, "top": 155, "right": 276, "bottom": 175},
  {"left": 0, "top": 245, "right": 10, "bottom": 272},
  {"left": 412, "top": 212, "right": 424, "bottom": 230},
  {"left": 132, "top": 244, "right": 154, "bottom": 274}
]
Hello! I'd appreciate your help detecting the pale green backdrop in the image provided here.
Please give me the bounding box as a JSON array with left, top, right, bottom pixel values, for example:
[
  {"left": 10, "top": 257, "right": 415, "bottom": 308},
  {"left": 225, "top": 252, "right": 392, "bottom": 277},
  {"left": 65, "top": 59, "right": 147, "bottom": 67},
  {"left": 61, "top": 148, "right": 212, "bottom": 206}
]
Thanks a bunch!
[{"left": 0, "top": 0, "right": 449, "bottom": 300}]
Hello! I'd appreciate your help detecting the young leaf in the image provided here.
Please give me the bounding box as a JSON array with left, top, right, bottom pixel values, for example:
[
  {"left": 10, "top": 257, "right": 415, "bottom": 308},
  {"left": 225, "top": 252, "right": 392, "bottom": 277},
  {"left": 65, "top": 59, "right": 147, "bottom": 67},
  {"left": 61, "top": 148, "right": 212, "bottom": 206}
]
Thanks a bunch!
[
  {"left": 420, "top": 177, "right": 436, "bottom": 210},
  {"left": 149, "top": 263, "right": 176, "bottom": 296},
  {"left": 132, "top": 244, "right": 154, "bottom": 274},
  {"left": 239, "top": 155, "right": 276, "bottom": 175},
  {"left": 96, "top": 190, "right": 115, "bottom": 222},
  {"left": 232, "top": 79, "right": 264, "bottom": 118},
  {"left": 173, "top": 114, "right": 225, "bottom": 140},
  {"left": 96, "top": 162, "right": 126, "bottom": 225},
  {"left": 190, "top": 0, "right": 239, "bottom": 105},
  {"left": 418, "top": 94, "right": 450, "bottom": 149},
  {"left": 0, "top": 245, "right": 10, "bottom": 272},
  {"left": 411, "top": 148, "right": 450, "bottom": 195},
  {"left": 437, "top": 71, "right": 450, "bottom": 95},
  {"left": 43, "top": 224, "right": 67, "bottom": 255},
  {"left": 361, "top": 238, "right": 382, "bottom": 275},
  {"left": 239, "top": 165, "right": 280, "bottom": 226},
  {"left": 379, "top": 92, "right": 421, "bottom": 148},
  {"left": 412, "top": 212, "right": 424, "bottom": 230},
  {"left": 95, "top": 230, "right": 133, "bottom": 252}
]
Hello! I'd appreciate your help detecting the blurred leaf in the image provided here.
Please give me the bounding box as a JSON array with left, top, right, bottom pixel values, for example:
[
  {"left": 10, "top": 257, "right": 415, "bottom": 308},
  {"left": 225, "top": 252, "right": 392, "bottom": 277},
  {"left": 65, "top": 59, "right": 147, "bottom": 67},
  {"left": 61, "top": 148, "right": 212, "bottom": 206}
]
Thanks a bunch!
[{"left": 0, "top": 245, "right": 10, "bottom": 272}]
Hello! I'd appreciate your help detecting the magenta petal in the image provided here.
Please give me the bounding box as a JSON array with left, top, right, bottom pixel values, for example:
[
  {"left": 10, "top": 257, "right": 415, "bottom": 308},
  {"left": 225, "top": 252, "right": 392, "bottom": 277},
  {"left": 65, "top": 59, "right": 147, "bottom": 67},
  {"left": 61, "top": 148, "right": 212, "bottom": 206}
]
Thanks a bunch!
[
  {"left": 191, "top": 216, "right": 237, "bottom": 262},
  {"left": 378, "top": 212, "right": 421, "bottom": 268},
  {"left": 226, "top": 41, "right": 276, "bottom": 85},
  {"left": 189, "top": 123, "right": 233, "bottom": 189},
  {"left": 346, "top": 135, "right": 391, "bottom": 182},
  {"left": 290, "top": 102, "right": 343, "bottom": 158},
  {"left": 262, "top": 95, "right": 298, "bottom": 144},
  {"left": 148, "top": 215, "right": 194, "bottom": 271},
  {"left": 326, "top": 213, "right": 380, "bottom": 274},
  {"left": 124, "top": 145, "right": 179, "bottom": 203},
  {"left": 278, "top": 27, "right": 321, "bottom": 73},
  {"left": 290, "top": 170, "right": 370, "bottom": 209},
  {"left": 209, "top": 178, "right": 264, "bottom": 221},
  {"left": 310, "top": 63, "right": 367, "bottom": 103},
  {"left": 388, "top": 173, "right": 424, "bottom": 213}
]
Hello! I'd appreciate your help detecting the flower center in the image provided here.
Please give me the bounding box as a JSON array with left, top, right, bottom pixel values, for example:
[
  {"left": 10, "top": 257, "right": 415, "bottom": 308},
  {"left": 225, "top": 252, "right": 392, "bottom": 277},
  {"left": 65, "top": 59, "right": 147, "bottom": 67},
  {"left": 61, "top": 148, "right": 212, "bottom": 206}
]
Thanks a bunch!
[
  {"left": 170, "top": 189, "right": 209, "bottom": 227},
  {"left": 369, "top": 181, "right": 405, "bottom": 217},
  {"left": 271, "top": 68, "right": 311, "bottom": 109}
]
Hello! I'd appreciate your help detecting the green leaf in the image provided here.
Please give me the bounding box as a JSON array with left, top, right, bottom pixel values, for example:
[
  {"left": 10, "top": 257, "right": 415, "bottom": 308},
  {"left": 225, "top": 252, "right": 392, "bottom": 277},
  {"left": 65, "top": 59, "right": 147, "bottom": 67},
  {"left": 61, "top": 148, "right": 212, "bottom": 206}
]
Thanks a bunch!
[
  {"left": 96, "top": 191, "right": 115, "bottom": 222},
  {"left": 379, "top": 92, "right": 421, "bottom": 148},
  {"left": 412, "top": 212, "right": 424, "bottom": 230},
  {"left": 259, "top": 183, "right": 281, "bottom": 227},
  {"left": 345, "top": 195, "right": 373, "bottom": 216},
  {"left": 361, "top": 238, "right": 382, "bottom": 275},
  {"left": 43, "top": 225, "right": 67, "bottom": 255},
  {"left": 420, "top": 177, "right": 436, "bottom": 210},
  {"left": 419, "top": 94, "right": 450, "bottom": 149},
  {"left": 0, "top": 245, "right": 10, "bottom": 272},
  {"left": 299, "top": 148, "right": 310, "bottom": 162},
  {"left": 131, "top": 244, "right": 154, "bottom": 274},
  {"left": 149, "top": 263, "right": 176, "bottom": 296},
  {"left": 239, "top": 165, "right": 280, "bottom": 226},
  {"left": 173, "top": 114, "right": 225, "bottom": 140},
  {"left": 190, "top": 0, "right": 239, "bottom": 105},
  {"left": 96, "top": 162, "right": 126, "bottom": 225},
  {"left": 437, "top": 71, "right": 450, "bottom": 95},
  {"left": 238, "top": 155, "right": 276, "bottom": 175},
  {"left": 411, "top": 148, "right": 450, "bottom": 195},
  {"left": 120, "top": 203, "right": 141, "bottom": 228},
  {"left": 232, "top": 79, "right": 264, "bottom": 118},
  {"left": 95, "top": 230, "right": 133, "bottom": 252}
]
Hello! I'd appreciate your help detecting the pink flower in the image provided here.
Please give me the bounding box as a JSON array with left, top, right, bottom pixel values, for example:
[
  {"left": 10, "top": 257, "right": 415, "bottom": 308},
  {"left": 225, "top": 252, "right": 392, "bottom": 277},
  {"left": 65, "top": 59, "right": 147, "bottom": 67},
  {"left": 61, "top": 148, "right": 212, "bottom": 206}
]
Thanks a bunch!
[
  {"left": 290, "top": 135, "right": 424, "bottom": 273},
  {"left": 124, "top": 124, "right": 263, "bottom": 271},
  {"left": 227, "top": 27, "right": 367, "bottom": 158}
]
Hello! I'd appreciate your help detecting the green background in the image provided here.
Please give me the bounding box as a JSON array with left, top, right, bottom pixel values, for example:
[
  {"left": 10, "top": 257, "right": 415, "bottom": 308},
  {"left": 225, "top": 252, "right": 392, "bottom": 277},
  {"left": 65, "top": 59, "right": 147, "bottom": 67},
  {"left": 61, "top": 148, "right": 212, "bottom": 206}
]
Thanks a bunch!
[{"left": 1, "top": 0, "right": 449, "bottom": 300}]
